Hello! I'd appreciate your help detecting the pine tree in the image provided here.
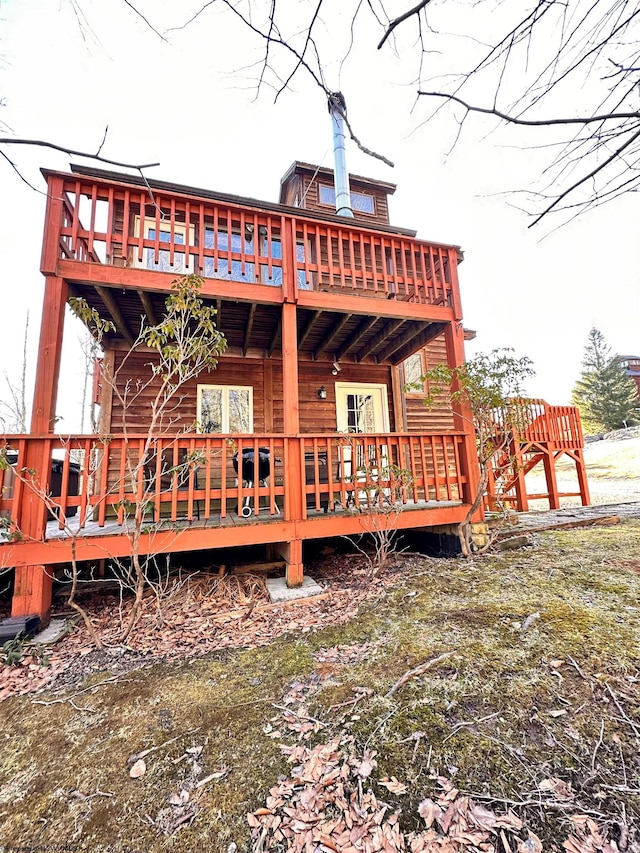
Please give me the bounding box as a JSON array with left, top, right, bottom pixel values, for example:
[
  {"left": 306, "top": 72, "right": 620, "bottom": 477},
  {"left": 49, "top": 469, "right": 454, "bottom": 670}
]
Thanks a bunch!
[{"left": 572, "top": 328, "right": 640, "bottom": 433}]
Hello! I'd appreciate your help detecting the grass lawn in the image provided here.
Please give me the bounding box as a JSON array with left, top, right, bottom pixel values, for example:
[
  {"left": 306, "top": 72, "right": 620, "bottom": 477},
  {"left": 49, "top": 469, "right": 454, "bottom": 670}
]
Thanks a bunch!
[{"left": 1, "top": 520, "right": 639, "bottom": 851}]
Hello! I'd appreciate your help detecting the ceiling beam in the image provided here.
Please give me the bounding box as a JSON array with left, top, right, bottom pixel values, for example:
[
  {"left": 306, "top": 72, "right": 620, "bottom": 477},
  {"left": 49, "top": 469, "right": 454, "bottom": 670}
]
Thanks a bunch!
[
  {"left": 375, "top": 321, "right": 431, "bottom": 363},
  {"left": 94, "top": 285, "right": 136, "bottom": 347},
  {"left": 298, "top": 310, "right": 323, "bottom": 350},
  {"left": 335, "top": 316, "right": 380, "bottom": 361},
  {"left": 138, "top": 290, "right": 158, "bottom": 327},
  {"left": 243, "top": 303, "right": 257, "bottom": 356},
  {"left": 389, "top": 322, "right": 448, "bottom": 366},
  {"left": 356, "top": 318, "right": 405, "bottom": 361},
  {"left": 314, "top": 313, "right": 352, "bottom": 359}
]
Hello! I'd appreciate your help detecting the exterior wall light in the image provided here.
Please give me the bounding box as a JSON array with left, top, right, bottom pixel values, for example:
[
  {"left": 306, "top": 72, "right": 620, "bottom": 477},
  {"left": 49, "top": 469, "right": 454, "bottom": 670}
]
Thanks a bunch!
[{"left": 317, "top": 386, "right": 327, "bottom": 399}]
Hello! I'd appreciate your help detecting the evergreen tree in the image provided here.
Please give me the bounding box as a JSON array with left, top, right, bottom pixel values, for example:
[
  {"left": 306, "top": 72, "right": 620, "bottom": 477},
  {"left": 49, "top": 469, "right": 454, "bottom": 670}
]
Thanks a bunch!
[{"left": 572, "top": 328, "right": 640, "bottom": 433}]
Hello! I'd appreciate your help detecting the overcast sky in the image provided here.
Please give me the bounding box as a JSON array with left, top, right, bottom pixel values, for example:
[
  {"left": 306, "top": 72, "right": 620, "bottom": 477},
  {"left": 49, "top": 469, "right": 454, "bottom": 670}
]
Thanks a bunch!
[{"left": 1, "top": 0, "right": 638, "bottom": 432}]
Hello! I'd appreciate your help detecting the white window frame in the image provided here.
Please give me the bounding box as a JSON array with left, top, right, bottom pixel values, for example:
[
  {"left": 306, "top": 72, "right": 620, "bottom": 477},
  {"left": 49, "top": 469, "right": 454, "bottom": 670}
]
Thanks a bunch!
[
  {"left": 133, "top": 216, "right": 195, "bottom": 273},
  {"left": 197, "top": 384, "right": 254, "bottom": 434},
  {"left": 335, "top": 383, "right": 390, "bottom": 433},
  {"left": 403, "top": 351, "right": 428, "bottom": 395}
]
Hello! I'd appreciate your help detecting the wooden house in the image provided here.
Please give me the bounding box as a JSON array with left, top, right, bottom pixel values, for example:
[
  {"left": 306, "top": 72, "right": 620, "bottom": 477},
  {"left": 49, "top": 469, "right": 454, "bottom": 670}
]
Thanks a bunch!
[{"left": 0, "top": 160, "right": 589, "bottom": 621}]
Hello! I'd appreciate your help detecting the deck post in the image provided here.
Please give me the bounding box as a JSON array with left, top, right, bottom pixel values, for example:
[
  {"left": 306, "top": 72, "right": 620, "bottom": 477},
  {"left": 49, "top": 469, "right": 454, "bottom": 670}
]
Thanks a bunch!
[
  {"left": 574, "top": 449, "right": 591, "bottom": 506},
  {"left": 274, "top": 538, "right": 304, "bottom": 587},
  {"left": 11, "top": 565, "right": 53, "bottom": 620},
  {"left": 11, "top": 275, "right": 68, "bottom": 621},
  {"left": 281, "top": 229, "right": 304, "bottom": 585},
  {"left": 31, "top": 276, "right": 68, "bottom": 434},
  {"left": 511, "top": 440, "right": 529, "bottom": 512},
  {"left": 444, "top": 322, "right": 481, "bottom": 515},
  {"left": 542, "top": 449, "right": 560, "bottom": 509}
]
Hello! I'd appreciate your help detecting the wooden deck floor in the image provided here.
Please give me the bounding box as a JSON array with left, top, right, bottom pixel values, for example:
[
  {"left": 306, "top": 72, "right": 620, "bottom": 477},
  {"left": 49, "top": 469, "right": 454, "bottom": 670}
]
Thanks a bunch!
[{"left": 38, "top": 499, "right": 462, "bottom": 542}]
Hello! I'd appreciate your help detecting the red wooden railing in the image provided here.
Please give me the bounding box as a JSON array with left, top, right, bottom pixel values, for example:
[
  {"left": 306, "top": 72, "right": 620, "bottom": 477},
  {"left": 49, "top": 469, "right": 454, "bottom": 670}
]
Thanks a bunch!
[
  {"left": 490, "top": 400, "right": 584, "bottom": 450},
  {"left": 48, "top": 174, "right": 460, "bottom": 307},
  {"left": 0, "top": 431, "right": 468, "bottom": 542}
]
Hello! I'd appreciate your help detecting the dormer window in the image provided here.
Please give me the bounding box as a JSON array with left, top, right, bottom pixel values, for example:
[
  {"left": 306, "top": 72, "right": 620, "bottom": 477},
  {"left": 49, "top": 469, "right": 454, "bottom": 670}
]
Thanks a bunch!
[{"left": 318, "top": 184, "right": 375, "bottom": 215}]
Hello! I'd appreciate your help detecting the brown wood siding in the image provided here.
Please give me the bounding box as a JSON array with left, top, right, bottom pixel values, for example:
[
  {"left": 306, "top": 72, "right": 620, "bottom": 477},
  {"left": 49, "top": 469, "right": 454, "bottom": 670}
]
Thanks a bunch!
[
  {"left": 105, "top": 350, "right": 397, "bottom": 436},
  {"left": 297, "top": 360, "right": 395, "bottom": 433},
  {"left": 290, "top": 175, "right": 390, "bottom": 226},
  {"left": 107, "top": 350, "right": 267, "bottom": 433},
  {"left": 405, "top": 334, "right": 455, "bottom": 433}
]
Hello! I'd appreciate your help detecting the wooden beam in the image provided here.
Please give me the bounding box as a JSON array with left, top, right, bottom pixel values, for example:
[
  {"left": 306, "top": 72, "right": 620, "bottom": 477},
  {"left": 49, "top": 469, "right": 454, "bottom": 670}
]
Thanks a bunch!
[
  {"left": 375, "top": 321, "right": 431, "bottom": 363},
  {"left": 243, "top": 303, "right": 257, "bottom": 356},
  {"left": 138, "top": 289, "right": 158, "bottom": 326},
  {"left": 298, "top": 310, "right": 323, "bottom": 350},
  {"left": 216, "top": 299, "right": 222, "bottom": 328},
  {"left": 356, "top": 318, "right": 405, "bottom": 361},
  {"left": 31, "top": 276, "right": 68, "bottom": 433},
  {"left": 314, "top": 313, "right": 352, "bottom": 359},
  {"left": 335, "top": 316, "right": 380, "bottom": 361},
  {"left": 297, "top": 286, "right": 455, "bottom": 324},
  {"left": 57, "top": 260, "right": 284, "bottom": 308},
  {"left": 94, "top": 285, "right": 136, "bottom": 347},
  {"left": 389, "top": 322, "right": 448, "bottom": 366}
]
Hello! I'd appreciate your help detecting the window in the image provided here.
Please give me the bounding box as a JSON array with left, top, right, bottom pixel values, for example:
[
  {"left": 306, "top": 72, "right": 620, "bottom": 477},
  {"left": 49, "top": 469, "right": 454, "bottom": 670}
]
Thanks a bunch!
[
  {"left": 203, "top": 227, "right": 256, "bottom": 282},
  {"left": 134, "top": 217, "right": 194, "bottom": 273},
  {"left": 197, "top": 385, "right": 253, "bottom": 433},
  {"left": 404, "top": 352, "right": 426, "bottom": 393},
  {"left": 318, "top": 184, "right": 375, "bottom": 215}
]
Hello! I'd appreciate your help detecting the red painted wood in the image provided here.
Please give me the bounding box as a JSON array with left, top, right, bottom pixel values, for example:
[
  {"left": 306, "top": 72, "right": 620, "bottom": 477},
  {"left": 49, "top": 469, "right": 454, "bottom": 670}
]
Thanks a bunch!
[{"left": 31, "top": 277, "right": 68, "bottom": 434}]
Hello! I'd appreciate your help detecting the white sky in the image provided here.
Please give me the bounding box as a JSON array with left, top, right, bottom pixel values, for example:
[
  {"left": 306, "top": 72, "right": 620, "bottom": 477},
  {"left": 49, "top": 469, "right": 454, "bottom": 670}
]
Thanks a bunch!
[{"left": 1, "top": 0, "right": 638, "bottom": 432}]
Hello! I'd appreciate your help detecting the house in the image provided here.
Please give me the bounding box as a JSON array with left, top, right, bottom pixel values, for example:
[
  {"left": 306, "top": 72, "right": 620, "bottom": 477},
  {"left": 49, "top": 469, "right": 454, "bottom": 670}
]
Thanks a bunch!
[{"left": 0, "top": 157, "right": 589, "bottom": 622}]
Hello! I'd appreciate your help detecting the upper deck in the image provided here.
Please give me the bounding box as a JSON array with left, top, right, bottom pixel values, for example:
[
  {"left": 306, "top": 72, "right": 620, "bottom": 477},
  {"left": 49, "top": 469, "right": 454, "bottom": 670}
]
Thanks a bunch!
[{"left": 41, "top": 168, "right": 464, "bottom": 346}]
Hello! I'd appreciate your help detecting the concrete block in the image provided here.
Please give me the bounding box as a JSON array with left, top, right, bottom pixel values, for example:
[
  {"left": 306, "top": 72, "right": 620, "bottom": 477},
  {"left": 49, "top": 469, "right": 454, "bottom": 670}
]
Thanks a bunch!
[{"left": 267, "top": 575, "right": 323, "bottom": 603}]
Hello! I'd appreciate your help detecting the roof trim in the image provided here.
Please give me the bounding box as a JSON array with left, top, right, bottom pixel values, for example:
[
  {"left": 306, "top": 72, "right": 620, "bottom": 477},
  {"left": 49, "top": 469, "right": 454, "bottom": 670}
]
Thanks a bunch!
[{"left": 279, "top": 160, "right": 397, "bottom": 201}]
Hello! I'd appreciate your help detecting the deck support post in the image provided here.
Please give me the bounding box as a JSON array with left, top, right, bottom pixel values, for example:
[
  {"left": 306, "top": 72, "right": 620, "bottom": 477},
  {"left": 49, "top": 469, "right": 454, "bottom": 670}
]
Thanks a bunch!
[
  {"left": 11, "top": 565, "right": 53, "bottom": 622},
  {"left": 511, "top": 440, "right": 529, "bottom": 512},
  {"left": 574, "top": 449, "right": 591, "bottom": 506},
  {"left": 11, "top": 275, "right": 68, "bottom": 621},
  {"left": 273, "top": 539, "right": 304, "bottom": 588},
  {"left": 31, "top": 276, "right": 68, "bottom": 434},
  {"left": 543, "top": 450, "right": 560, "bottom": 509}
]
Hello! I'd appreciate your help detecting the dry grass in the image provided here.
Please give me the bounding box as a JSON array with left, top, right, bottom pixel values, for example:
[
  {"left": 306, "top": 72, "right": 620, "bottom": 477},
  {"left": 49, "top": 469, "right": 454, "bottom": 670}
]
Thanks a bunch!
[{"left": 1, "top": 521, "right": 639, "bottom": 851}]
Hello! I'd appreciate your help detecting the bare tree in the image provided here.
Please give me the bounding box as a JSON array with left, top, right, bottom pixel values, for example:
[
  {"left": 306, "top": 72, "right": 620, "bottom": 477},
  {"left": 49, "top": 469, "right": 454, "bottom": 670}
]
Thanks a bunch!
[
  {"left": 114, "top": 0, "right": 639, "bottom": 225},
  {"left": 419, "top": 349, "right": 535, "bottom": 556},
  {"left": 1, "top": 275, "right": 226, "bottom": 645},
  {"left": 5, "top": 1, "right": 635, "bottom": 222}
]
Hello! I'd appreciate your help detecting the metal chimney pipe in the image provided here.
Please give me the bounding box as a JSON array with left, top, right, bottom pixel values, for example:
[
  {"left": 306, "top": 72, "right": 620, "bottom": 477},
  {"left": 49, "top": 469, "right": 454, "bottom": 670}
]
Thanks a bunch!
[{"left": 328, "top": 92, "right": 354, "bottom": 218}]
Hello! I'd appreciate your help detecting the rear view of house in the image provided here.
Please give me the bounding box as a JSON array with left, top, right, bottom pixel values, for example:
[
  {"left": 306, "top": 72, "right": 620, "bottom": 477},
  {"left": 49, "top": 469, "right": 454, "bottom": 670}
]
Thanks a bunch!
[{"left": 0, "top": 153, "right": 589, "bottom": 622}]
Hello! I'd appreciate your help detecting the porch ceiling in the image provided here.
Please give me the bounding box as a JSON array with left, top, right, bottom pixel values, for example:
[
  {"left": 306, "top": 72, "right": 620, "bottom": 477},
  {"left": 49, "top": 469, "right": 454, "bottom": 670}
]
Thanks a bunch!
[{"left": 69, "top": 284, "right": 445, "bottom": 365}]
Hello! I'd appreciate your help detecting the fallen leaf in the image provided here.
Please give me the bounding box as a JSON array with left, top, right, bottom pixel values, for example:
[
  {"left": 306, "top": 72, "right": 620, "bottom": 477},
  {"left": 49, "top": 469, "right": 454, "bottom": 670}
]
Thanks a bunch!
[
  {"left": 418, "top": 798, "right": 442, "bottom": 828},
  {"left": 549, "top": 709, "right": 568, "bottom": 718},
  {"left": 129, "top": 759, "right": 146, "bottom": 779},
  {"left": 379, "top": 776, "right": 408, "bottom": 795}
]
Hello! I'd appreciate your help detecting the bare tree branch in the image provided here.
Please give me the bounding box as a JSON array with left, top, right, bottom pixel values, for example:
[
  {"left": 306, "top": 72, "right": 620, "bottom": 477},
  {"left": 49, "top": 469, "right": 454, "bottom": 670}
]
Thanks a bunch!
[
  {"left": 377, "top": 0, "right": 434, "bottom": 50},
  {"left": 0, "top": 137, "right": 159, "bottom": 171},
  {"left": 416, "top": 91, "right": 640, "bottom": 127},
  {"left": 121, "top": 0, "right": 168, "bottom": 42}
]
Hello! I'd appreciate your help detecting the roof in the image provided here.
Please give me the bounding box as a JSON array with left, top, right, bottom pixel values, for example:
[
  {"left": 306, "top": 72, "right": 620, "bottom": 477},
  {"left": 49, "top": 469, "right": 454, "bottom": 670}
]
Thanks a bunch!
[{"left": 57, "top": 164, "right": 420, "bottom": 240}]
